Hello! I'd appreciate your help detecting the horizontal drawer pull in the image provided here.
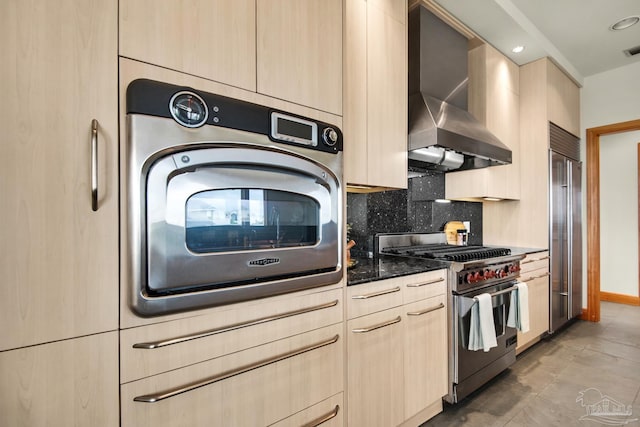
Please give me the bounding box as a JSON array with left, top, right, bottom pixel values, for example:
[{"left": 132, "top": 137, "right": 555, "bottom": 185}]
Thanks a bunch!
[
  {"left": 520, "top": 272, "right": 551, "bottom": 282},
  {"left": 133, "top": 335, "right": 340, "bottom": 403},
  {"left": 351, "top": 286, "right": 401, "bottom": 300},
  {"left": 302, "top": 405, "right": 340, "bottom": 427},
  {"left": 406, "top": 277, "right": 445, "bottom": 288},
  {"left": 133, "top": 299, "right": 339, "bottom": 349},
  {"left": 521, "top": 255, "right": 550, "bottom": 264},
  {"left": 407, "top": 302, "right": 445, "bottom": 316},
  {"left": 352, "top": 316, "right": 401, "bottom": 333}
]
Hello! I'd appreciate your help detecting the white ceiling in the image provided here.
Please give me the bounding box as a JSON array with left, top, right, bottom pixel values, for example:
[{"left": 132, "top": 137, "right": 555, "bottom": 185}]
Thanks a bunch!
[{"left": 433, "top": 0, "right": 640, "bottom": 86}]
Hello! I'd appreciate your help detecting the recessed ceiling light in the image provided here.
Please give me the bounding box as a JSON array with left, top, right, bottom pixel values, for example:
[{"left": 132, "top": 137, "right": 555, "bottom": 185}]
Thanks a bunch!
[
  {"left": 511, "top": 45, "right": 525, "bottom": 53},
  {"left": 610, "top": 16, "right": 640, "bottom": 31}
]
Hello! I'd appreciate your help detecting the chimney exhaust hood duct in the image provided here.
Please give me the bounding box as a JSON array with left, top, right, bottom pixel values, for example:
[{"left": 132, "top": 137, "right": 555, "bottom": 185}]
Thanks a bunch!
[{"left": 408, "top": 6, "right": 512, "bottom": 171}]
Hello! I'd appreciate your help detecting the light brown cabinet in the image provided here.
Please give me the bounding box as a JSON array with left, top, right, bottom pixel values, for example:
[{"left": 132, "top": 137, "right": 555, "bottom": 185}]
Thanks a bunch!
[
  {"left": 0, "top": 1, "right": 119, "bottom": 423},
  {"left": 257, "top": 0, "right": 343, "bottom": 115},
  {"left": 0, "top": 332, "right": 119, "bottom": 426},
  {"left": 346, "top": 271, "right": 448, "bottom": 426},
  {"left": 445, "top": 43, "right": 520, "bottom": 201},
  {"left": 344, "top": 0, "right": 408, "bottom": 190},
  {"left": 403, "top": 294, "right": 448, "bottom": 422},
  {"left": 119, "top": 0, "right": 256, "bottom": 92},
  {"left": 482, "top": 58, "right": 580, "bottom": 248},
  {"left": 516, "top": 252, "right": 551, "bottom": 353},
  {"left": 0, "top": 0, "right": 118, "bottom": 351},
  {"left": 120, "top": 287, "right": 344, "bottom": 427},
  {"left": 347, "top": 306, "right": 405, "bottom": 427},
  {"left": 120, "top": 0, "right": 342, "bottom": 115}
]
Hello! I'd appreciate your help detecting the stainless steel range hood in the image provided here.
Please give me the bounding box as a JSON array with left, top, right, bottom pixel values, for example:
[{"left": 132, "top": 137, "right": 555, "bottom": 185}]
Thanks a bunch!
[{"left": 408, "top": 6, "right": 512, "bottom": 171}]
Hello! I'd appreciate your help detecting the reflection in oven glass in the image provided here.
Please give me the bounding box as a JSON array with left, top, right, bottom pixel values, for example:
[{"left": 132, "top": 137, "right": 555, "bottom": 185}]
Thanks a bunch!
[{"left": 185, "top": 189, "right": 319, "bottom": 253}]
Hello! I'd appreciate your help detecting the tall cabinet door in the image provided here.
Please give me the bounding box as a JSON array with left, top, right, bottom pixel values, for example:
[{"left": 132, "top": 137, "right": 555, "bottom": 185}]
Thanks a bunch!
[{"left": 0, "top": 0, "right": 118, "bottom": 350}]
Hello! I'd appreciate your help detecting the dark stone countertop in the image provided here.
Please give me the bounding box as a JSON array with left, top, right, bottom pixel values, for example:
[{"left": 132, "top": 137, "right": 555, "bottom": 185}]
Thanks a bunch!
[
  {"left": 346, "top": 246, "right": 547, "bottom": 286},
  {"left": 347, "top": 255, "right": 449, "bottom": 286}
]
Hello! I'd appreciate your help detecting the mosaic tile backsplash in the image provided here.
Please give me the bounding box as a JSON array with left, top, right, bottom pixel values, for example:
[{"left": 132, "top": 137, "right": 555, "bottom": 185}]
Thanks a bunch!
[{"left": 347, "top": 171, "right": 483, "bottom": 256}]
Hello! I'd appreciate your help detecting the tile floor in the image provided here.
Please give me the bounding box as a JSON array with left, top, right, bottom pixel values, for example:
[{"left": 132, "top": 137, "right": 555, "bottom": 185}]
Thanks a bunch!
[{"left": 421, "top": 302, "right": 640, "bottom": 426}]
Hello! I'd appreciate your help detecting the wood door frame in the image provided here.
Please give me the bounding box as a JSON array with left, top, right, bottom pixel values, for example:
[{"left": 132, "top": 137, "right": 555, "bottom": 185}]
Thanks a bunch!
[{"left": 585, "top": 119, "right": 640, "bottom": 322}]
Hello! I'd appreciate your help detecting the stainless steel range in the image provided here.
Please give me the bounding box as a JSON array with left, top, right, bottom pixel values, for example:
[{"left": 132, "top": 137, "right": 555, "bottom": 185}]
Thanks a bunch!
[{"left": 377, "top": 233, "right": 525, "bottom": 403}]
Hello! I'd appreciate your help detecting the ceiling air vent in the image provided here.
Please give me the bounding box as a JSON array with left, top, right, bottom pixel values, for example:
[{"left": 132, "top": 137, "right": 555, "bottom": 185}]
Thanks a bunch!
[{"left": 623, "top": 45, "right": 640, "bottom": 57}]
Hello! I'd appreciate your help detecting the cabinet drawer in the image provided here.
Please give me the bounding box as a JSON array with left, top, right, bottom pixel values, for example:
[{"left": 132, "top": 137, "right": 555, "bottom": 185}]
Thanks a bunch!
[
  {"left": 346, "top": 278, "right": 404, "bottom": 319},
  {"left": 121, "top": 288, "right": 342, "bottom": 383},
  {"left": 121, "top": 323, "right": 343, "bottom": 427},
  {"left": 119, "top": 0, "right": 256, "bottom": 91},
  {"left": 516, "top": 272, "right": 550, "bottom": 351},
  {"left": 402, "top": 270, "right": 447, "bottom": 304},
  {"left": 347, "top": 307, "right": 405, "bottom": 427},
  {"left": 520, "top": 252, "right": 549, "bottom": 274},
  {"left": 269, "top": 393, "right": 343, "bottom": 427},
  {"left": 403, "top": 295, "right": 448, "bottom": 420},
  {"left": 519, "top": 267, "right": 551, "bottom": 283}
]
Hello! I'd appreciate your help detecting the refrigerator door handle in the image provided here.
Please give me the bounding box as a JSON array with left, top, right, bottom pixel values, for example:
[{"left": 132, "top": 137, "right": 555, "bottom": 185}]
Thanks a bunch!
[{"left": 566, "top": 160, "right": 573, "bottom": 321}]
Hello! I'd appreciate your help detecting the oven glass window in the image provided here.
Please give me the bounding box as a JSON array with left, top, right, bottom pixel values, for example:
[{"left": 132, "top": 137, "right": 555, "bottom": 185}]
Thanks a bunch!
[{"left": 185, "top": 189, "right": 319, "bottom": 253}]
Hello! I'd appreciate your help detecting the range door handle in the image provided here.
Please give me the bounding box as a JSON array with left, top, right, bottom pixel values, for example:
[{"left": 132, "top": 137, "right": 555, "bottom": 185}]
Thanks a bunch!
[{"left": 133, "top": 335, "right": 339, "bottom": 403}]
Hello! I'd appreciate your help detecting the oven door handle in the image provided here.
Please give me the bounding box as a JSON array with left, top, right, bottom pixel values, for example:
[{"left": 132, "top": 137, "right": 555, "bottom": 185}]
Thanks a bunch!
[{"left": 480, "top": 285, "right": 518, "bottom": 299}]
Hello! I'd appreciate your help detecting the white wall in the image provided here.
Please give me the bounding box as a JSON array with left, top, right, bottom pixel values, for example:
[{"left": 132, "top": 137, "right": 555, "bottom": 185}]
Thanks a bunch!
[
  {"left": 581, "top": 60, "right": 640, "bottom": 299},
  {"left": 599, "top": 132, "right": 640, "bottom": 296}
]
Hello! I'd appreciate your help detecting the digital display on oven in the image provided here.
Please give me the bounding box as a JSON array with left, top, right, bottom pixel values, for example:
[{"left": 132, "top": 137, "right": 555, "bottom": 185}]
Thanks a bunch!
[
  {"left": 277, "top": 117, "right": 313, "bottom": 140},
  {"left": 271, "top": 112, "right": 318, "bottom": 146}
]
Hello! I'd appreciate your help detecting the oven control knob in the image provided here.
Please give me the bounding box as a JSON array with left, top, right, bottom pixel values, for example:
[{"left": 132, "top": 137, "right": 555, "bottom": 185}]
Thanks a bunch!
[
  {"left": 465, "top": 273, "right": 475, "bottom": 284},
  {"left": 322, "top": 127, "right": 338, "bottom": 147},
  {"left": 472, "top": 272, "right": 482, "bottom": 283},
  {"left": 485, "top": 269, "right": 495, "bottom": 279}
]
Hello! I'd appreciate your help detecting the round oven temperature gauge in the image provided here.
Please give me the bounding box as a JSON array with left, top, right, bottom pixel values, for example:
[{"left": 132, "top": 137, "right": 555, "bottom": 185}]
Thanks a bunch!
[{"left": 169, "top": 91, "right": 209, "bottom": 128}]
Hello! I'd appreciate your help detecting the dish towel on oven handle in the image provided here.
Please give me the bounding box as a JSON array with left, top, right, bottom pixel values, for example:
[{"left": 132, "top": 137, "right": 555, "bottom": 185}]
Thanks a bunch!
[
  {"left": 507, "top": 282, "right": 530, "bottom": 333},
  {"left": 469, "top": 293, "right": 498, "bottom": 352}
]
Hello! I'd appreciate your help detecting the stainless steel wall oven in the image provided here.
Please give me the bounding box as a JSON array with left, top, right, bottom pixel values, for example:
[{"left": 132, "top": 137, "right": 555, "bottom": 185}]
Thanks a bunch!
[{"left": 122, "top": 79, "right": 344, "bottom": 316}]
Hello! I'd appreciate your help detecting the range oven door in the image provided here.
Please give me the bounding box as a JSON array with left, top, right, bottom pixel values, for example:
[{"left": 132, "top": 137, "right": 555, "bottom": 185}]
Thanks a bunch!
[
  {"left": 146, "top": 145, "right": 340, "bottom": 295},
  {"left": 450, "top": 281, "right": 518, "bottom": 402}
]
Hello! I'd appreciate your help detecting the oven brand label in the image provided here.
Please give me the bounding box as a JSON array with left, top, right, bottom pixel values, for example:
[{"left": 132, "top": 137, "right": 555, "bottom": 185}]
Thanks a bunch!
[{"left": 248, "top": 258, "right": 281, "bottom": 267}]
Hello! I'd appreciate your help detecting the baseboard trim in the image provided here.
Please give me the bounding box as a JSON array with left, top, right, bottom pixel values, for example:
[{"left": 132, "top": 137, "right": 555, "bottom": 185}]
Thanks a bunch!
[
  {"left": 600, "top": 291, "right": 640, "bottom": 306},
  {"left": 580, "top": 308, "right": 589, "bottom": 320}
]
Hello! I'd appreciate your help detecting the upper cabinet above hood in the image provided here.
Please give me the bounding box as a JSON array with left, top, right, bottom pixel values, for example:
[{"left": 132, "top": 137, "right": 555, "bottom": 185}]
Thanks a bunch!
[{"left": 408, "top": 6, "right": 512, "bottom": 171}]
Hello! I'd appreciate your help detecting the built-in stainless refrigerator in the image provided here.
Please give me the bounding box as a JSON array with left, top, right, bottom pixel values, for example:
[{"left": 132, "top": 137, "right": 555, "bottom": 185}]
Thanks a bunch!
[{"left": 549, "top": 123, "right": 582, "bottom": 333}]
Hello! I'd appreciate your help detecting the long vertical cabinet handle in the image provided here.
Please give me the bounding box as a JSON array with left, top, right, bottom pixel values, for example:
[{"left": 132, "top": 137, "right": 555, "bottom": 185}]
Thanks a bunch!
[{"left": 90, "top": 119, "right": 99, "bottom": 211}]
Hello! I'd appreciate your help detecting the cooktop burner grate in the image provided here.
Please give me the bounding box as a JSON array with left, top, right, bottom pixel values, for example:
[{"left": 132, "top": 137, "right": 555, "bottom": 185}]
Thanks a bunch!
[{"left": 381, "top": 244, "right": 511, "bottom": 262}]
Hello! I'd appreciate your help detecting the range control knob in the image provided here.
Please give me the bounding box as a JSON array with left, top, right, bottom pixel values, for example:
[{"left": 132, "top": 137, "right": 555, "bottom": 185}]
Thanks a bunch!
[
  {"left": 485, "top": 269, "right": 495, "bottom": 279},
  {"left": 322, "top": 127, "right": 338, "bottom": 146}
]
